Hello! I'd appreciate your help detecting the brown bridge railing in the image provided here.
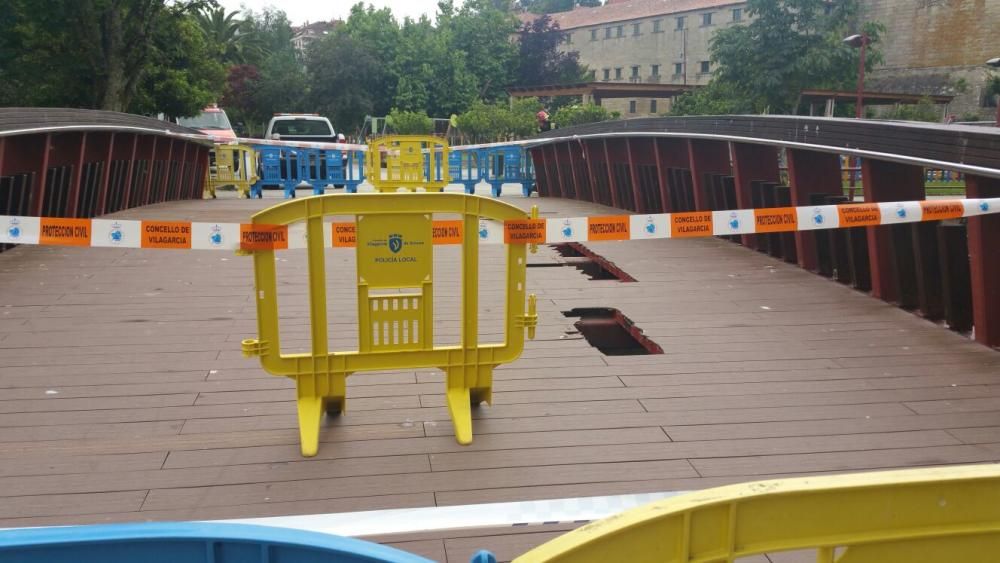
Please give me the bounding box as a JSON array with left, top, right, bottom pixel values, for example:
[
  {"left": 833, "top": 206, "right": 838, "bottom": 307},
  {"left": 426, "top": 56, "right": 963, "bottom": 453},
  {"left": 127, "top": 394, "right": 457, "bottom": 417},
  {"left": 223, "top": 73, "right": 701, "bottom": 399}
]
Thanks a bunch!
[
  {"left": 526, "top": 116, "right": 1000, "bottom": 349},
  {"left": 0, "top": 108, "right": 213, "bottom": 233}
]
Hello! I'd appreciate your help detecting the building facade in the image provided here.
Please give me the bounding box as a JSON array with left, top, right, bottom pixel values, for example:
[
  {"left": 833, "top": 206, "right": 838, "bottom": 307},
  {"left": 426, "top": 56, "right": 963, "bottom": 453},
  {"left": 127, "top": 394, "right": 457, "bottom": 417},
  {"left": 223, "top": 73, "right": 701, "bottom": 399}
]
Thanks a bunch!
[
  {"left": 545, "top": 0, "right": 748, "bottom": 116},
  {"left": 863, "top": 0, "right": 1000, "bottom": 118},
  {"left": 544, "top": 0, "right": 998, "bottom": 119}
]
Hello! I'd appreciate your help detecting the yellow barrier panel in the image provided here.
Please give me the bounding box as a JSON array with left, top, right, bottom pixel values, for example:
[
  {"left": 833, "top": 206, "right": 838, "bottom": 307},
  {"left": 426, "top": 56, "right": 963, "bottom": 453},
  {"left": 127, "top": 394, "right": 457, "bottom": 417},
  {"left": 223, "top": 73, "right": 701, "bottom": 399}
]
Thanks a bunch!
[
  {"left": 241, "top": 193, "right": 537, "bottom": 456},
  {"left": 514, "top": 464, "right": 1000, "bottom": 563},
  {"left": 206, "top": 143, "right": 258, "bottom": 199},
  {"left": 366, "top": 135, "right": 450, "bottom": 193}
]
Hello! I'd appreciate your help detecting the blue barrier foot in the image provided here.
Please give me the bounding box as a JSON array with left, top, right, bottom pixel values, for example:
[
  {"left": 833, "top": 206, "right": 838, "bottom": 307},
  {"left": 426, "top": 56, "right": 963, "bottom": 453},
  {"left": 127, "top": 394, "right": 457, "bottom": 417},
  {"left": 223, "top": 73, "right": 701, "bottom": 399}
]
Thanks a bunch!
[
  {"left": 470, "top": 550, "right": 497, "bottom": 563},
  {"left": 490, "top": 183, "right": 502, "bottom": 198}
]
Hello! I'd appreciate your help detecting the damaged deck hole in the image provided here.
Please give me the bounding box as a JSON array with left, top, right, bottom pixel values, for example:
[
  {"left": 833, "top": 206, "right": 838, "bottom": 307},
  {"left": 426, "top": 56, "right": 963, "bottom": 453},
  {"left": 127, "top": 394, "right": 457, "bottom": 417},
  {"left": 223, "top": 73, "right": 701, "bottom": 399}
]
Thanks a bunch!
[
  {"left": 563, "top": 307, "right": 663, "bottom": 356},
  {"left": 529, "top": 243, "right": 636, "bottom": 282}
]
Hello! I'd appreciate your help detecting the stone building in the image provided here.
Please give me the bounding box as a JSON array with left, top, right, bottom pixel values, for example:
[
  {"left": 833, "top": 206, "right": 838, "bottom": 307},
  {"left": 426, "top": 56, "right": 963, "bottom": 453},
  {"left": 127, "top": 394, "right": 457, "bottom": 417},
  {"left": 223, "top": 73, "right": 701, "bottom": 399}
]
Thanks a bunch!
[
  {"left": 862, "top": 0, "right": 1000, "bottom": 118},
  {"left": 537, "top": 0, "right": 999, "bottom": 119},
  {"left": 540, "top": 0, "right": 749, "bottom": 116}
]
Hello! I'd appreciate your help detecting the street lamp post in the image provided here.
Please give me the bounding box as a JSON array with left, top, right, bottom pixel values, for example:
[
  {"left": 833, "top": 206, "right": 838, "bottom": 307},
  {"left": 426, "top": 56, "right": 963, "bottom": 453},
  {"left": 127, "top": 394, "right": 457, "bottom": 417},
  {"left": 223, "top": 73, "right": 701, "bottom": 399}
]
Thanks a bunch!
[
  {"left": 844, "top": 34, "right": 870, "bottom": 119},
  {"left": 987, "top": 57, "right": 1000, "bottom": 127}
]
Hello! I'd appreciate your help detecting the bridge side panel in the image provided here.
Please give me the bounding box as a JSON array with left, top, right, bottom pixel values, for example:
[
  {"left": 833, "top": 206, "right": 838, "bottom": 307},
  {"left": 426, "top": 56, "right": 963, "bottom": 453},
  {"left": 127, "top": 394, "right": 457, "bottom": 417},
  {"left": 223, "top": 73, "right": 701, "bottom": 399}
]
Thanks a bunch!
[
  {"left": 861, "top": 159, "right": 925, "bottom": 303},
  {"left": 687, "top": 139, "right": 730, "bottom": 211},
  {"left": 966, "top": 175, "right": 1000, "bottom": 348},
  {"left": 732, "top": 143, "right": 781, "bottom": 249},
  {"left": 786, "top": 149, "right": 842, "bottom": 272}
]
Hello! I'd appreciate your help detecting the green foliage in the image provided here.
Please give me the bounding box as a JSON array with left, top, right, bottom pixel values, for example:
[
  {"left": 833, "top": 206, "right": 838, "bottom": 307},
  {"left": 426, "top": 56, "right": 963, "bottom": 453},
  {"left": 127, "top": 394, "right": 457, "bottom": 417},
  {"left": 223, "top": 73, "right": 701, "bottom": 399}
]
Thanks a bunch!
[
  {"left": 386, "top": 108, "right": 434, "bottom": 134},
  {"left": 444, "top": 0, "right": 520, "bottom": 103},
  {"left": 669, "top": 81, "right": 755, "bottom": 116},
  {"left": 519, "top": 0, "right": 601, "bottom": 14},
  {"left": 392, "top": 15, "right": 478, "bottom": 116},
  {"left": 131, "top": 13, "right": 226, "bottom": 117},
  {"left": 685, "top": 0, "right": 885, "bottom": 115},
  {"left": 987, "top": 74, "right": 1000, "bottom": 98},
  {"left": 551, "top": 103, "right": 618, "bottom": 127},
  {"left": 516, "top": 14, "right": 589, "bottom": 87},
  {"left": 878, "top": 97, "right": 941, "bottom": 123},
  {"left": 307, "top": 35, "right": 381, "bottom": 131},
  {"left": 454, "top": 97, "right": 542, "bottom": 142}
]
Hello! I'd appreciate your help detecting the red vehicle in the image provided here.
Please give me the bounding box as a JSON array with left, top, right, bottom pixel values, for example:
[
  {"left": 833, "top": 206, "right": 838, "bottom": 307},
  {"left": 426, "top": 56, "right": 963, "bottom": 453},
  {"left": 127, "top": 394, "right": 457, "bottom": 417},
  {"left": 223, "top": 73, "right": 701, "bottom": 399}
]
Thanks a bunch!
[{"left": 176, "top": 105, "right": 237, "bottom": 140}]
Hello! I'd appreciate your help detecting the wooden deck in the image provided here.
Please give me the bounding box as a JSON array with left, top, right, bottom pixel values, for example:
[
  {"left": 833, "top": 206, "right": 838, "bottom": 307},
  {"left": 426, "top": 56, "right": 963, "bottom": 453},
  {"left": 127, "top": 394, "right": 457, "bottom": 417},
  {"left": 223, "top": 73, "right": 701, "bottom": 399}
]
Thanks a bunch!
[{"left": 1, "top": 187, "right": 999, "bottom": 562}]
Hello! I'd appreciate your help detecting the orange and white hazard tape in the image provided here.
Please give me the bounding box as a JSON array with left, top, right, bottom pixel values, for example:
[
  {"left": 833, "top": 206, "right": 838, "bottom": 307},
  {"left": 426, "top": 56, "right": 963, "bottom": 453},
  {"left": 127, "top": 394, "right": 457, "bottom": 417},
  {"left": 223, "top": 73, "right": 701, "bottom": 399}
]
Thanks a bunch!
[{"left": 2, "top": 198, "right": 997, "bottom": 251}]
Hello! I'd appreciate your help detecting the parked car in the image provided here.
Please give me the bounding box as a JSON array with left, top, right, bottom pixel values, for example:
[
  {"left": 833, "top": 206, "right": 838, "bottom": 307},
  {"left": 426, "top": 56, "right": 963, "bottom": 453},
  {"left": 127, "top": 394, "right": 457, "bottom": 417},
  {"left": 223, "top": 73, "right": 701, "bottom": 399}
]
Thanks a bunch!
[
  {"left": 176, "top": 105, "right": 237, "bottom": 140},
  {"left": 265, "top": 114, "right": 336, "bottom": 143}
]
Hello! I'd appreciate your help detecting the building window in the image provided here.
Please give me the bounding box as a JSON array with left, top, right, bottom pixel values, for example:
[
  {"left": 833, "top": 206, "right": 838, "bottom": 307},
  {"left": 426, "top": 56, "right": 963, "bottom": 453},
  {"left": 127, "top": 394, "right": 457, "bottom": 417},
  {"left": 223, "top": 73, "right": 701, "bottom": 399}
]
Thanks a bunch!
[
  {"left": 605, "top": 27, "right": 612, "bottom": 39},
  {"left": 631, "top": 65, "right": 640, "bottom": 78},
  {"left": 650, "top": 100, "right": 658, "bottom": 113},
  {"left": 602, "top": 68, "right": 610, "bottom": 81},
  {"left": 590, "top": 29, "right": 598, "bottom": 41},
  {"left": 653, "top": 19, "right": 662, "bottom": 32},
  {"left": 702, "top": 13, "right": 713, "bottom": 26},
  {"left": 629, "top": 100, "right": 637, "bottom": 113},
  {"left": 651, "top": 64, "right": 660, "bottom": 76},
  {"left": 564, "top": 33, "right": 572, "bottom": 44},
  {"left": 615, "top": 67, "right": 623, "bottom": 80},
  {"left": 616, "top": 25, "right": 624, "bottom": 37},
  {"left": 732, "top": 8, "right": 742, "bottom": 22},
  {"left": 700, "top": 60, "right": 711, "bottom": 74},
  {"left": 633, "top": 22, "right": 641, "bottom": 36},
  {"left": 674, "top": 62, "right": 683, "bottom": 75},
  {"left": 676, "top": 16, "right": 685, "bottom": 30}
]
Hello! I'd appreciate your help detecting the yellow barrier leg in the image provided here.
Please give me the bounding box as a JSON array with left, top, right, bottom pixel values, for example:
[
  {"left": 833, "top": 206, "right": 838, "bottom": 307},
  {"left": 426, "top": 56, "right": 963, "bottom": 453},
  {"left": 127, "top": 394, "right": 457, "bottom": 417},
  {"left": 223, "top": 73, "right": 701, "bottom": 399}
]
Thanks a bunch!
[
  {"left": 445, "top": 367, "right": 474, "bottom": 445},
  {"left": 295, "top": 394, "right": 323, "bottom": 457}
]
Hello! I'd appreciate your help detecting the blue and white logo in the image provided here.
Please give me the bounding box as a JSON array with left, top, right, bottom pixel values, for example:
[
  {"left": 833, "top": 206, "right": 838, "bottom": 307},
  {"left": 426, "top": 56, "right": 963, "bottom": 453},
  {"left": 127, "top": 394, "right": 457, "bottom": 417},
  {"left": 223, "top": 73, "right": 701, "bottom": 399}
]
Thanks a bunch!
[
  {"left": 108, "top": 222, "right": 123, "bottom": 244},
  {"left": 728, "top": 212, "right": 740, "bottom": 231},
  {"left": 209, "top": 224, "right": 224, "bottom": 246},
  {"left": 813, "top": 208, "right": 824, "bottom": 225},
  {"left": 478, "top": 221, "right": 489, "bottom": 240},
  {"left": 7, "top": 217, "right": 21, "bottom": 240},
  {"left": 895, "top": 204, "right": 907, "bottom": 219},
  {"left": 645, "top": 216, "right": 656, "bottom": 234},
  {"left": 388, "top": 233, "right": 403, "bottom": 253},
  {"left": 981, "top": 201, "right": 990, "bottom": 213},
  {"left": 561, "top": 220, "right": 573, "bottom": 238}
]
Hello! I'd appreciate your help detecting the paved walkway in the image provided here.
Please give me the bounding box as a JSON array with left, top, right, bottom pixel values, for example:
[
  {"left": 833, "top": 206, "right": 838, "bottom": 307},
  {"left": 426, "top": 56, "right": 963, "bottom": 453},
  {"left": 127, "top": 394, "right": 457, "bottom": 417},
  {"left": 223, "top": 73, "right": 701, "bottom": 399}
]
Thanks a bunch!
[{"left": 1, "top": 185, "right": 999, "bottom": 562}]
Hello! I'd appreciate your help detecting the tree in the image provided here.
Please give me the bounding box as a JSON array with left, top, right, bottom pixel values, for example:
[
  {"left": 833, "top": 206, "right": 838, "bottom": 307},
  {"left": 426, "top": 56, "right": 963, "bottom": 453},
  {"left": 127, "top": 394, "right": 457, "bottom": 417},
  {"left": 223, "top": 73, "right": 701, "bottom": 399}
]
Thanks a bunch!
[
  {"left": 515, "top": 15, "right": 588, "bottom": 87},
  {"left": 454, "top": 97, "right": 541, "bottom": 143},
  {"left": 878, "top": 97, "right": 942, "bottom": 123},
  {"left": 392, "top": 15, "right": 478, "bottom": 116},
  {"left": 0, "top": 0, "right": 217, "bottom": 113},
  {"left": 673, "top": 0, "right": 884, "bottom": 115},
  {"left": 551, "top": 103, "right": 617, "bottom": 127},
  {"left": 518, "top": 0, "right": 601, "bottom": 14},
  {"left": 308, "top": 35, "right": 382, "bottom": 131},
  {"left": 195, "top": 7, "right": 266, "bottom": 65},
  {"left": 386, "top": 108, "right": 433, "bottom": 134},
  {"left": 334, "top": 3, "right": 401, "bottom": 118},
  {"left": 130, "top": 12, "right": 226, "bottom": 118},
  {"left": 446, "top": 0, "right": 520, "bottom": 103}
]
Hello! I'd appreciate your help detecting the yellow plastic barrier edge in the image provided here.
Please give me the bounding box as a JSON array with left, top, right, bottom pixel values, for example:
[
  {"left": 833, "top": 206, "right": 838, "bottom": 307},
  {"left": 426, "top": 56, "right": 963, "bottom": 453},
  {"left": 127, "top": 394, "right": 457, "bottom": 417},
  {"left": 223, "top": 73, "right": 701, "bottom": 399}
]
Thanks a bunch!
[{"left": 514, "top": 463, "right": 1000, "bottom": 563}]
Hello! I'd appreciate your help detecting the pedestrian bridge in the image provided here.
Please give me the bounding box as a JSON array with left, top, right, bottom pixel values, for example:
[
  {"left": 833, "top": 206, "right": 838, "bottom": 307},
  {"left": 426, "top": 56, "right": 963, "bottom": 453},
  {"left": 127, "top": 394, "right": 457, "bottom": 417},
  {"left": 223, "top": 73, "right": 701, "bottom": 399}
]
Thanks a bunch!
[{"left": 0, "top": 108, "right": 999, "bottom": 562}]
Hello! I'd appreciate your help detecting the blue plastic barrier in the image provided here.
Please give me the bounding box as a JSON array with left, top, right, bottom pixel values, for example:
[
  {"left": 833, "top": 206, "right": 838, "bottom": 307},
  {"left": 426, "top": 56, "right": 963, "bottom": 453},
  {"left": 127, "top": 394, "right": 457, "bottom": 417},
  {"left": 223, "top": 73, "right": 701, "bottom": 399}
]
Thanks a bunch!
[
  {"left": 449, "top": 149, "right": 485, "bottom": 195},
  {"left": 0, "top": 522, "right": 432, "bottom": 563},
  {"left": 450, "top": 145, "right": 535, "bottom": 197},
  {"left": 248, "top": 145, "right": 366, "bottom": 198}
]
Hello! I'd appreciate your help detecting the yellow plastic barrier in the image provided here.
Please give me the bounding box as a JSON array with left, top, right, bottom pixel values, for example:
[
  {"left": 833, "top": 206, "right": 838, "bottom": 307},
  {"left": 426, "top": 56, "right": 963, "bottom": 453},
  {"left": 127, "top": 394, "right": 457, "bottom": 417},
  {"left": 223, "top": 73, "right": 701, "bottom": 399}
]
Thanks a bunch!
[
  {"left": 366, "top": 135, "right": 450, "bottom": 193},
  {"left": 515, "top": 464, "right": 1000, "bottom": 563},
  {"left": 206, "top": 143, "right": 258, "bottom": 198},
  {"left": 241, "top": 193, "right": 537, "bottom": 456}
]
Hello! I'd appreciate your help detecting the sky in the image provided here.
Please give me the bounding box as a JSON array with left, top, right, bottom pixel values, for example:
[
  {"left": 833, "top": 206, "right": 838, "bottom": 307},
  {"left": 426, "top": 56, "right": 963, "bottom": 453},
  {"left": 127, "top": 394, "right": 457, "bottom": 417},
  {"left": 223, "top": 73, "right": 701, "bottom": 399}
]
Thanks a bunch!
[{"left": 218, "top": 0, "right": 462, "bottom": 25}]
